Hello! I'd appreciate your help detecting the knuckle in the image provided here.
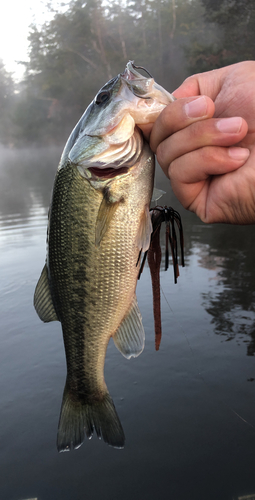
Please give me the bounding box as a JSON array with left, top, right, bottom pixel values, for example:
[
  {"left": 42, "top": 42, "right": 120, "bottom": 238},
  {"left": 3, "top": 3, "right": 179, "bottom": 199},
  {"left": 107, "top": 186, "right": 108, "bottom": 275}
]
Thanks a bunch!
[
  {"left": 168, "top": 158, "right": 177, "bottom": 178},
  {"left": 189, "top": 120, "right": 207, "bottom": 138},
  {"left": 156, "top": 142, "right": 166, "bottom": 167},
  {"left": 200, "top": 146, "right": 223, "bottom": 164},
  {"left": 159, "top": 105, "right": 174, "bottom": 129},
  {"left": 199, "top": 146, "right": 214, "bottom": 163},
  {"left": 156, "top": 139, "right": 174, "bottom": 171},
  {"left": 186, "top": 119, "right": 214, "bottom": 146}
]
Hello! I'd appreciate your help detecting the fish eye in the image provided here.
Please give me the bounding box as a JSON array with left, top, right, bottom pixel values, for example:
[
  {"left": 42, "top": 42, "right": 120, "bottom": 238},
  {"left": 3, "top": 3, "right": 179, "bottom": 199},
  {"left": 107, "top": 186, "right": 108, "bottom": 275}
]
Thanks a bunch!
[{"left": 95, "top": 91, "right": 111, "bottom": 105}]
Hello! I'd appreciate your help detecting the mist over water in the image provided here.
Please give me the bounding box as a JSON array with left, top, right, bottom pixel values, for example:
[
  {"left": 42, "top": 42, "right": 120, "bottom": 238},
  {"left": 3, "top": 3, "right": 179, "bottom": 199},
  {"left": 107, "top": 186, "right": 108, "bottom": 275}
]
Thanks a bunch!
[{"left": 0, "top": 145, "right": 62, "bottom": 215}]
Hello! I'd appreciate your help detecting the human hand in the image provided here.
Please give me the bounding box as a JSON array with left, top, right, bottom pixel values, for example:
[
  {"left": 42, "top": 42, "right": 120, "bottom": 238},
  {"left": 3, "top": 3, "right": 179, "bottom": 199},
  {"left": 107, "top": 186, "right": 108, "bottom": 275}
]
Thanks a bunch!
[{"left": 141, "top": 61, "right": 255, "bottom": 224}]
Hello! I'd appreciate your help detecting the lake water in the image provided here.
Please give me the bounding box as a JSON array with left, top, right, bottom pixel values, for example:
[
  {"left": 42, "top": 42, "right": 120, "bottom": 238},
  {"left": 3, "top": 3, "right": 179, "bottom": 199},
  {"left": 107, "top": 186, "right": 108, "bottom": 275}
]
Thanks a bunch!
[{"left": 1, "top": 146, "right": 255, "bottom": 500}]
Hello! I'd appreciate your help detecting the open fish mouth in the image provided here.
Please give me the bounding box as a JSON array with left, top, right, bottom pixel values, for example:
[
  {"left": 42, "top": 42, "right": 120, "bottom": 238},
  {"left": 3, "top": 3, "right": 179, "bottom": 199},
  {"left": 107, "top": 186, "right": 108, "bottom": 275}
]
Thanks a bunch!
[
  {"left": 121, "top": 61, "right": 153, "bottom": 83},
  {"left": 121, "top": 62, "right": 154, "bottom": 98},
  {"left": 120, "top": 60, "right": 175, "bottom": 110}
]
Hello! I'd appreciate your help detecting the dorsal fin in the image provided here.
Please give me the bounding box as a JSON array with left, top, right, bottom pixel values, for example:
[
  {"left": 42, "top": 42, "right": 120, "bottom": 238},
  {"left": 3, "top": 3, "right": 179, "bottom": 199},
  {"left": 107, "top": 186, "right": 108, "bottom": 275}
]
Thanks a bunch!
[{"left": 34, "top": 264, "right": 59, "bottom": 322}]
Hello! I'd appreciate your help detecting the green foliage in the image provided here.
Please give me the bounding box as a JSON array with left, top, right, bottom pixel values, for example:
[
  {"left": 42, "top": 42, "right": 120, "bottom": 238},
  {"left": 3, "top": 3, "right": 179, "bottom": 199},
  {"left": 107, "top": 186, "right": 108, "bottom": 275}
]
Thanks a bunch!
[{"left": 187, "top": 0, "right": 255, "bottom": 72}]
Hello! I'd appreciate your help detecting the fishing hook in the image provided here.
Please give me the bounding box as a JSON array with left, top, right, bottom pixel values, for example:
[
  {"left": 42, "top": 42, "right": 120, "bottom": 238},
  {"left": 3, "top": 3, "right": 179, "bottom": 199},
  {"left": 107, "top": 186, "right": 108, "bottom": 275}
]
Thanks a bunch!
[{"left": 130, "top": 62, "right": 154, "bottom": 78}]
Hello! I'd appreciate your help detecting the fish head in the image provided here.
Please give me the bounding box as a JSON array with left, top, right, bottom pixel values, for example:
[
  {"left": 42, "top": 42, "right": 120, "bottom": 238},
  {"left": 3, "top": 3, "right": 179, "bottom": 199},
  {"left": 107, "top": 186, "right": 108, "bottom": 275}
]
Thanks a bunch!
[{"left": 60, "top": 61, "right": 175, "bottom": 186}]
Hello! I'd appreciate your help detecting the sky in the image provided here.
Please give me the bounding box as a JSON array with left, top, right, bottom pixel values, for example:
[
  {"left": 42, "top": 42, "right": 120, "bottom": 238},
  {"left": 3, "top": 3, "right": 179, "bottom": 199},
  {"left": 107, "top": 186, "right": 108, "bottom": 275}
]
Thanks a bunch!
[{"left": 1, "top": 1, "right": 62, "bottom": 81}]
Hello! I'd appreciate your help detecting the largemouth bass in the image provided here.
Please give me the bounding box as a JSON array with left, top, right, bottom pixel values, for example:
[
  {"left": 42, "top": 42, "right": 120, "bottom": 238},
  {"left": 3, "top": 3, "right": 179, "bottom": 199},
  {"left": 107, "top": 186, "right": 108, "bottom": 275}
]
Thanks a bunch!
[{"left": 34, "top": 62, "right": 174, "bottom": 451}]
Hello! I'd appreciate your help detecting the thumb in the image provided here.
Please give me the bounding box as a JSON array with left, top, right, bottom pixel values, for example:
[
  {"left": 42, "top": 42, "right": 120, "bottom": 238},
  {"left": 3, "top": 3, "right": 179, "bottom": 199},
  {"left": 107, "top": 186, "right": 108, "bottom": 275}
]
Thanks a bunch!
[{"left": 173, "top": 76, "right": 201, "bottom": 99}]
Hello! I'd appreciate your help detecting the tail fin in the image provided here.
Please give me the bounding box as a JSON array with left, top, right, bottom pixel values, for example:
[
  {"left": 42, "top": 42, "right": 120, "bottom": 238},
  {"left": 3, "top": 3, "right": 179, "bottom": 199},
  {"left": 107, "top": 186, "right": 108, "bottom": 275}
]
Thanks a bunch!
[{"left": 57, "top": 384, "right": 125, "bottom": 452}]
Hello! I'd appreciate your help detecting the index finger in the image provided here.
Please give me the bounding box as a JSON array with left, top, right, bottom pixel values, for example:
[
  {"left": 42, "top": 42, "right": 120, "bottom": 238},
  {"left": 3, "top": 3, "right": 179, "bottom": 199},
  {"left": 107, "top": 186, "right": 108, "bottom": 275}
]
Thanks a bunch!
[{"left": 150, "top": 96, "right": 215, "bottom": 153}]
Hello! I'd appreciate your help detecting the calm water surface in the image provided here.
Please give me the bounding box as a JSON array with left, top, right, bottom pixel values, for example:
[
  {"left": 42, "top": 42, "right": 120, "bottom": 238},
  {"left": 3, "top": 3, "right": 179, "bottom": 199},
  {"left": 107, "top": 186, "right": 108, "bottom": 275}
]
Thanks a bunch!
[{"left": 1, "top": 147, "right": 255, "bottom": 500}]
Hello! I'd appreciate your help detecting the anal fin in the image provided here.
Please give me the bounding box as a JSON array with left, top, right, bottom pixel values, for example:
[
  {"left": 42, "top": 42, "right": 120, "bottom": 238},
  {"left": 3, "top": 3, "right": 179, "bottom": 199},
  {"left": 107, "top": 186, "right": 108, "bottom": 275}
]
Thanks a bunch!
[
  {"left": 113, "top": 295, "right": 145, "bottom": 359},
  {"left": 34, "top": 264, "right": 58, "bottom": 322}
]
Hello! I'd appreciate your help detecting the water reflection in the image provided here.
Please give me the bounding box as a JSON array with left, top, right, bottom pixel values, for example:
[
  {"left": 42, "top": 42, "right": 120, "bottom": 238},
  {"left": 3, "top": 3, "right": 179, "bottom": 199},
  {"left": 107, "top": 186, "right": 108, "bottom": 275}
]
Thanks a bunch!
[
  {"left": 237, "top": 495, "right": 255, "bottom": 500},
  {"left": 0, "top": 207, "right": 47, "bottom": 249},
  {"left": 194, "top": 228, "right": 255, "bottom": 356}
]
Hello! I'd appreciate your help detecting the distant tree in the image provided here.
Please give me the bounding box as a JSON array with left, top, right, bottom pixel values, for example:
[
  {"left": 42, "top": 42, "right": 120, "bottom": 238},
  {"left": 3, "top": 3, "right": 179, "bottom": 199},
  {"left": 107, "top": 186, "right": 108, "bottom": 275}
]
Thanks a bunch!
[
  {"left": 13, "top": 0, "right": 217, "bottom": 145},
  {"left": 186, "top": 0, "right": 255, "bottom": 73},
  {"left": 0, "top": 61, "right": 15, "bottom": 145}
]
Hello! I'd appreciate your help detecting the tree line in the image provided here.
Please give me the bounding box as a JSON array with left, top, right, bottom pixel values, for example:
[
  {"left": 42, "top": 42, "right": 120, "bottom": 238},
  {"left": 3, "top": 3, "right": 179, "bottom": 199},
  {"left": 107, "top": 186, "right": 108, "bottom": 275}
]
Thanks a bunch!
[{"left": 1, "top": 0, "right": 255, "bottom": 147}]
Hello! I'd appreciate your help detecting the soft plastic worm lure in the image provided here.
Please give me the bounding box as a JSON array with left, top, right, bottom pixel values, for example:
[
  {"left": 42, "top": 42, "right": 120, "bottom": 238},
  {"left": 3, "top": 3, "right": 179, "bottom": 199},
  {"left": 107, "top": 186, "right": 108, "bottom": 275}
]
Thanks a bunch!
[{"left": 138, "top": 206, "right": 185, "bottom": 350}]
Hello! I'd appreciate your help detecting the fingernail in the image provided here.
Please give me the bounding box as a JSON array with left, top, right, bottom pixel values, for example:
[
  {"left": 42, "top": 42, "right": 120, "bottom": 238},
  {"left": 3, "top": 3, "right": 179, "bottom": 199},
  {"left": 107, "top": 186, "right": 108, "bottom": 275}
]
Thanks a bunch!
[
  {"left": 184, "top": 97, "right": 207, "bottom": 118},
  {"left": 216, "top": 117, "right": 242, "bottom": 133},
  {"left": 228, "top": 147, "right": 250, "bottom": 161}
]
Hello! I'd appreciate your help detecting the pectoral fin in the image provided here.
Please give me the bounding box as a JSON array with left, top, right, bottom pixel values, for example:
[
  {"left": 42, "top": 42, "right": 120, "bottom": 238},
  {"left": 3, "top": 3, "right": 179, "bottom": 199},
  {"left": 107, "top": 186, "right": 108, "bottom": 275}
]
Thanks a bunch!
[
  {"left": 151, "top": 187, "right": 166, "bottom": 202},
  {"left": 136, "top": 205, "right": 153, "bottom": 252},
  {"left": 34, "top": 264, "right": 59, "bottom": 322},
  {"left": 95, "top": 191, "right": 122, "bottom": 247},
  {"left": 113, "top": 295, "right": 145, "bottom": 359}
]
